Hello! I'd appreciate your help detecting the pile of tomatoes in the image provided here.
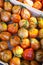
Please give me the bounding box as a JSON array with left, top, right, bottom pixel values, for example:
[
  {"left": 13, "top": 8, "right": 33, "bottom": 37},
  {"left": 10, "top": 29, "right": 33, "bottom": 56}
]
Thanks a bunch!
[
  {"left": 0, "top": 0, "right": 43, "bottom": 65},
  {"left": 17, "top": 0, "right": 43, "bottom": 11}
]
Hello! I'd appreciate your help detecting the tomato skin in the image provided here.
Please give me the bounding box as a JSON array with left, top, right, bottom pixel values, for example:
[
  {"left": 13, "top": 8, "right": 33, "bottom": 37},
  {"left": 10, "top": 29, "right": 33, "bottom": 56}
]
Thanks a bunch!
[
  {"left": 33, "top": 1, "right": 42, "bottom": 10},
  {"left": 0, "top": 0, "right": 4, "bottom": 8},
  {"left": 8, "top": 23, "right": 18, "bottom": 34},
  {"left": 11, "top": 14, "right": 21, "bottom": 23},
  {"left": 23, "top": 48, "right": 34, "bottom": 60}
]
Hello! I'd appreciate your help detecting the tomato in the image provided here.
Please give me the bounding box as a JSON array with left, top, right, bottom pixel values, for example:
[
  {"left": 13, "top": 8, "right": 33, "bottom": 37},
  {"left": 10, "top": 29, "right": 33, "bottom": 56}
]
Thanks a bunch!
[
  {"left": 10, "top": 57, "right": 20, "bottom": 65},
  {"left": 40, "top": 39, "right": 43, "bottom": 49},
  {"left": 11, "top": 14, "right": 21, "bottom": 23},
  {"left": 29, "top": 17, "right": 37, "bottom": 28},
  {"left": 1, "top": 11, "right": 11, "bottom": 22},
  {"left": 30, "top": 38, "right": 40, "bottom": 50},
  {"left": 0, "top": 32, "right": 11, "bottom": 41},
  {"left": 4, "top": 2, "right": 12, "bottom": 12},
  {"left": 33, "top": 1, "right": 42, "bottom": 10},
  {"left": 18, "top": 28, "right": 28, "bottom": 38},
  {"left": 20, "top": 38, "right": 30, "bottom": 49},
  {"left": 23, "top": 48, "right": 34, "bottom": 60},
  {"left": 0, "top": 41, "right": 8, "bottom": 51},
  {"left": 28, "top": 28, "right": 38, "bottom": 38},
  {"left": 12, "top": 5, "right": 21, "bottom": 14},
  {"left": 0, "top": 22, "right": 7, "bottom": 32},
  {"left": 0, "top": 50, "right": 12, "bottom": 62},
  {"left": 12, "top": 46, "right": 23, "bottom": 57},
  {"left": 21, "top": 8, "right": 31, "bottom": 20},
  {"left": 39, "top": 29, "right": 43, "bottom": 38},
  {"left": 19, "top": 19, "right": 29, "bottom": 28},
  {"left": 10, "top": 36, "right": 20, "bottom": 46},
  {"left": 8, "top": 23, "right": 18, "bottom": 34}
]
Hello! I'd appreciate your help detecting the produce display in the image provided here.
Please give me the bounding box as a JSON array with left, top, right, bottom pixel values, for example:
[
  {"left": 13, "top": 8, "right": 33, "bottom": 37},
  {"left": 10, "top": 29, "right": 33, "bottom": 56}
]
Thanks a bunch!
[
  {"left": 0, "top": 0, "right": 43, "bottom": 65},
  {"left": 17, "top": 0, "right": 43, "bottom": 11}
]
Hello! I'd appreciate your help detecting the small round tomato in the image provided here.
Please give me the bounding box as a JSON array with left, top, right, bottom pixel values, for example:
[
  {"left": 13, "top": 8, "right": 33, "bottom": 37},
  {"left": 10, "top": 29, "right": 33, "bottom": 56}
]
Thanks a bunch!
[
  {"left": 20, "top": 38, "right": 30, "bottom": 49},
  {"left": 21, "top": 8, "right": 31, "bottom": 20},
  {"left": 30, "top": 38, "right": 40, "bottom": 50},
  {"left": 35, "top": 49, "right": 43, "bottom": 62},
  {"left": 38, "top": 17, "right": 43, "bottom": 28},
  {"left": 29, "top": 17, "right": 37, "bottom": 28},
  {"left": 19, "top": 19, "right": 29, "bottom": 28},
  {"left": 12, "top": 5, "right": 21, "bottom": 14},
  {"left": 40, "top": 39, "right": 43, "bottom": 49},
  {"left": 21, "top": 60, "right": 30, "bottom": 65},
  {"left": 33, "top": 1, "right": 42, "bottom": 10},
  {"left": 0, "top": 41, "right": 8, "bottom": 52},
  {"left": 39, "top": 29, "right": 43, "bottom": 38},
  {"left": 23, "top": 48, "right": 34, "bottom": 60},
  {"left": 4, "top": 2, "right": 12, "bottom": 12},
  {"left": 10, "top": 36, "right": 20, "bottom": 46},
  {"left": 0, "top": 50, "right": 12, "bottom": 62},
  {"left": 8, "top": 23, "right": 18, "bottom": 34},
  {"left": 10, "top": 57, "right": 20, "bottom": 65},
  {"left": 18, "top": 28, "right": 28, "bottom": 38},
  {"left": 0, "top": 32, "right": 11, "bottom": 41},
  {"left": 0, "top": 0, "right": 4, "bottom": 8},
  {"left": 28, "top": 28, "right": 38, "bottom": 38},
  {"left": 1, "top": 11, "right": 11, "bottom": 22},
  {"left": 11, "top": 14, "right": 21, "bottom": 23},
  {"left": 0, "top": 22, "right": 7, "bottom": 32},
  {"left": 30, "top": 61, "right": 39, "bottom": 65},
  {"left": 12, "top": 46, "right": 23, "bottom": 57}
]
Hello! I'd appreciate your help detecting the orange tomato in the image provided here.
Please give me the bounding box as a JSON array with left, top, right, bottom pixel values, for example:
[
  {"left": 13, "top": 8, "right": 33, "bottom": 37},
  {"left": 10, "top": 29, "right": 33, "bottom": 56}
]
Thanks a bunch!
[
  {"left": 20, "top": 38, "right": 30, "bottom": 49},
  {"left": 4, "top": 2, "right": 12, "bottom": 12},
  {"left": 33, "top": 1, "right": 42, "bottom": 10},
  {"left": 8, "top": 23, "right": 18, "bottom": 34},
  {"left": 28, "top": 28, "right": 38, "bottom": 38},
  {"left": 10, "top": 57, "right": 20, "bottom": 65},
  {"left": 10, "top": 36, "right": 20, "bottom": 46},
  {"left": 21, "top": 8, "right": 31, "bottom": 20},
  {"left": 11, "top": 14, "right": 21, "bottom": 23}
]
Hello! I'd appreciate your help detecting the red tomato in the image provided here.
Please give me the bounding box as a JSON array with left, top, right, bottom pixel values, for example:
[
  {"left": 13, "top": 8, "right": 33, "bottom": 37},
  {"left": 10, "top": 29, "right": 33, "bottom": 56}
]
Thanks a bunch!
[{"left": 23, "top": 48, "right": 34, "bottom": 60}]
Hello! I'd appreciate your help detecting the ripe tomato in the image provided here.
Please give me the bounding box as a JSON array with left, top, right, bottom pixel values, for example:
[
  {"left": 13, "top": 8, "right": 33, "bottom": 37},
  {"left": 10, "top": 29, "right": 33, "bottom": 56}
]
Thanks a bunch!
[
  {"left": 33, "top": 1, "right": 42, "bottom": 10},
  {"left": 23, "top": 48, "right": 34, "bottom": 60},
  {"left": 11, "top": 14, "right": 21, "bottom": 23}
]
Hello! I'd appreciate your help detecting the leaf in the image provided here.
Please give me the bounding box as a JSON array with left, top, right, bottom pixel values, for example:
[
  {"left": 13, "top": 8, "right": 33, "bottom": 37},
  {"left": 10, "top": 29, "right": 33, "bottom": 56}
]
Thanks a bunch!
[{"left": 14, "top": 23, "right": 16, "bottom": 27}]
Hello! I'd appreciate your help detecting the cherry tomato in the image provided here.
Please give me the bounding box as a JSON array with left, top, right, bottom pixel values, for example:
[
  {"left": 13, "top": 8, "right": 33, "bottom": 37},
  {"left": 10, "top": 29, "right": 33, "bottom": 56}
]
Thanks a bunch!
[
  {"left": 10, "top": 36, "right": 20, "bottom": 46},
  {"left": 0, "top": 50, "right": 12, "bottom": 62},
  {"left": 11, "top": 14, "right": 21, "bottom": 23},
  {"left": 33, "top": 1, "right": 42, "bottom": 10},
  {"left": 12, "top": 46, "right": 23, "bottom": 57},
  {"left": 20, "top": 38, "right": 30, "bottom": 49},
  {"left": 39, "top": 29, "right": 43, "bottom": 38},
  {"left": 0, "top": 41, "right": 8, "bottom": 51},
  {"left": 30, "top": 38, "right": 40, "bottom": 50},
  {"left": 10, "top": 57, "right": 20, "bottom": 65},
  {"left": 28, "top": 28, "right": 38, "bottom": 38},
  {"left": 8, "top": 23, "right": 18, "bottom": 34},
  {"left": 21, "top": 8, "right": 31, "bottom": 20},
  {"left": 23, "top": 48, "right": 34, "bottom": 60},
  {"left": 0, "top": 32, "right": 11, "bottom": 41},
  {"left": 18, "top": 28, "right": 28, "bottom": 38},
  {"left": 12, "top": 5, "right": 21, "bottom": 14},
  {"left": 4, "top": 2, "right": 12, "bottom": 12},
  {"left": 1, "top": 11, "right": 11, "bottom": 22}
]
